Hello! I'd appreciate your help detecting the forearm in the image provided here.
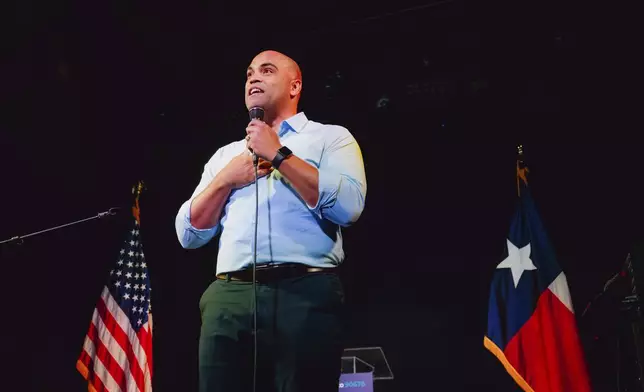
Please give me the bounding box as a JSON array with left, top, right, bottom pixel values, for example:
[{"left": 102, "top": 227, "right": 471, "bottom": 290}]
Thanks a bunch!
[
  {"left": 277, "top": 155, "right": 319, "bottom": 207},
  {"left": 189, "top": 174, "right": 232, "bottom": 229}
]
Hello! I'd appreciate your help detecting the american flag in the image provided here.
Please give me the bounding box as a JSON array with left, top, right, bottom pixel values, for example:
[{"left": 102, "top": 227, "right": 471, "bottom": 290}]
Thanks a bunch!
[{"left": 77, "top": 193, "right": 153, "bottom": 392}]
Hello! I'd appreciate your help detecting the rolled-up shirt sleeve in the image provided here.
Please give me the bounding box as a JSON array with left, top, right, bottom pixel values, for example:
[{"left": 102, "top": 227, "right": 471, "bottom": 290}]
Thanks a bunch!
[
  {"left": 308, "top": 126, "right": 367, "bottom": 227},
  {"left": 175, "top": 149, "right": 225, "bottom": 249}
]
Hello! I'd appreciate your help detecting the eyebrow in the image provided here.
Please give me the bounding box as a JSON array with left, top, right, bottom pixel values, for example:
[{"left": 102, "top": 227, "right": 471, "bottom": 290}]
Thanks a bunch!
[{"left": 247, "top": 62, "right": 279, "bottom": 73}]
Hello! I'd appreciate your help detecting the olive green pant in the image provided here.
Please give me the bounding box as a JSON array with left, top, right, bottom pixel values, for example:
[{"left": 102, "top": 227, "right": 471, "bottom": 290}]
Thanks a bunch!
[{"left": 198, "top": 272, "right": 345, "bottom": 392}]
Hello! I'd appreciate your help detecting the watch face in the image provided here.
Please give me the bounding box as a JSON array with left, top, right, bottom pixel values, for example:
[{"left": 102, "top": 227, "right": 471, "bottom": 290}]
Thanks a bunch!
[{"left": 279, "top": 146, "right": 293, "bottom": 155}]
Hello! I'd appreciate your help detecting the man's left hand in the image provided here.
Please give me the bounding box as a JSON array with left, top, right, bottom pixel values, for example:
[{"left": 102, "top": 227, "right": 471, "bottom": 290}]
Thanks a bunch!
[{"left": 246, "top": 119, "right": 282, "bottom": 161}]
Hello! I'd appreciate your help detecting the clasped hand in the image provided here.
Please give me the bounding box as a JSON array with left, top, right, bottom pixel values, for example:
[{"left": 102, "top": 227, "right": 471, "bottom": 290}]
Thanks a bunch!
[
  {"left": 245, "top": 119, "right": 281, "bottom": 162},
  {"left": 217, "top": 120, "right": 281, "bottom": 189}
]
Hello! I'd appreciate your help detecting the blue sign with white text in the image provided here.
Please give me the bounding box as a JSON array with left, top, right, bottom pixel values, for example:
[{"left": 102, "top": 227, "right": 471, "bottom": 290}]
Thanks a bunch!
[{"left": 339, "top": 372, "right": 373, "bottom": 392}]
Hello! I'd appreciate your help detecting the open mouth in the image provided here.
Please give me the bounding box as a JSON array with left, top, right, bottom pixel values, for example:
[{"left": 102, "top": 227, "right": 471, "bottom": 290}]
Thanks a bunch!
[{"left": 249, "top": 87, "right": 264, "bottom": 96}]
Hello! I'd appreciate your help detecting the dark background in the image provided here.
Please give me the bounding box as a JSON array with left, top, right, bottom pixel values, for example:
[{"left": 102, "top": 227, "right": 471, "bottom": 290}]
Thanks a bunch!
[{"left": 1, "top": 0, "right": 641, "bottom": 390}]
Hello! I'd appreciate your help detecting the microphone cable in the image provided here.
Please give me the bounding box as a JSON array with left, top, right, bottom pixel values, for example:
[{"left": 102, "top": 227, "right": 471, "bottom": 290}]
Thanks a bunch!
[
  {"left": 247, "top": 106, "right": 264, "bottom": 392},
  {"left": 252, "top": 154, "right": 259, "bottom": 392}
]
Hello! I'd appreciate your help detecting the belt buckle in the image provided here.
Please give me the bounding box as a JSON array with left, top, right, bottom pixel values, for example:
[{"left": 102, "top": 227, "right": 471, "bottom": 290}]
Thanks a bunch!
[{"left": 257, "top": 263, "right": 295, "bottom": 282}]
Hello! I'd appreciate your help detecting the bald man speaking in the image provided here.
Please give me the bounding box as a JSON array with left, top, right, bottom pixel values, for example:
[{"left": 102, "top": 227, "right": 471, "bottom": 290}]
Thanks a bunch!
[{"left": 175, "top": 50, "right": 367, "bottom": 392}]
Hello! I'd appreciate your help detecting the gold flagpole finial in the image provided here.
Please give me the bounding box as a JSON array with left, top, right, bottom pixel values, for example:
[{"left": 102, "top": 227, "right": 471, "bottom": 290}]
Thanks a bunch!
[
  {"left": 132, "top": 180, "right": 146, "bottom": 198},
  {"left": 516, "top": 145, "right": 528, "bottom": 196},
  {"left": 132, "top": 181, "right": 146, "bottom": 224}
]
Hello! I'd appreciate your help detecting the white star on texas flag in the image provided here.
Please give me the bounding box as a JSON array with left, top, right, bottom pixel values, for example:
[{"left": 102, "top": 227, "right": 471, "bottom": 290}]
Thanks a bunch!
[{"left": 496, "top": 239, "right": 537, "bottom": 288}]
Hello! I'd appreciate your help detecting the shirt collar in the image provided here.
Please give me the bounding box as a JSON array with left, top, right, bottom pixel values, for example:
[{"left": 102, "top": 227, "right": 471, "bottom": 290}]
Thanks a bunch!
[{"left": 279, "top": 112, "right": 308, "bottom": 136}]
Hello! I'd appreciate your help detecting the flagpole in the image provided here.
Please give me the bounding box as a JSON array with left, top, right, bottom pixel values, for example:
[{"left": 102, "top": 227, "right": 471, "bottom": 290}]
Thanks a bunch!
[
  {"left": 0, "top": 207, "right": 121, "bottom": 246},
  {"left": 516, "top": 144, "right": 527, "bottom": 196},
  {"left": 131, "top": 180, "right": 146, "bottom": 225}
]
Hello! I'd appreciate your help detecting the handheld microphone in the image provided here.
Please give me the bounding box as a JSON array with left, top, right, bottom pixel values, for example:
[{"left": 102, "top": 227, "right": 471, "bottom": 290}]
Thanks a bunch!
[{"left": 248, "top": 107, "right": 265, "bottom": 166}]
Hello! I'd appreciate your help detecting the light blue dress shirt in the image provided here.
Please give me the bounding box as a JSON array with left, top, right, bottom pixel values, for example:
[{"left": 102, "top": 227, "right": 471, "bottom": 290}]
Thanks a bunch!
[{"left": 175, "top": 112, "right": 367, "bottom": 275}]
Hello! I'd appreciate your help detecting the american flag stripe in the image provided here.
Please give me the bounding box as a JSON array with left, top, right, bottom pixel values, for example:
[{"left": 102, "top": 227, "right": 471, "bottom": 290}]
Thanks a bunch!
[
  {"left": 88, "top": 311, "right": 138, "bottom": 392},
  {"left": 86, "top": 321, "right": 127, "bottom": 391},
  {"left": 80, "top": 290, "right": 151, "bottom": 392},
  {"left": 82, "top": 333, "right": 123, "bottom": 392},
  {"left": 138, "top": 320, "right": 153, "bottom": 389},
  {"left": 77, "top": 351, "right": 97, "bottom": 388},
  {"left": 101, "top": 286, "right": 152, "bottom": 386},
  {"left": 77, "top": 352, "right": 107, "bottom": 392},
  {"left": 97, "top": 288, "right": 148, "bottom": 391}
]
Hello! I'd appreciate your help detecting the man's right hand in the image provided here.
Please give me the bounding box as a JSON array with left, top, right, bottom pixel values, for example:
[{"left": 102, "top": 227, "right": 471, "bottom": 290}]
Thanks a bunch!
[{"left": 219, "top": 152, "right": 273, "bottom": 189}]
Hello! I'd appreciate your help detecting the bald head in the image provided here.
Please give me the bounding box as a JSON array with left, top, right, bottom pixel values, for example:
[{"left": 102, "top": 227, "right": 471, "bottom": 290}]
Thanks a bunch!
[
  {"left": 253, "top": 50, "right": 302, "bottom": 81},
  {"left": 245, "top": 50, "right": 303, "bottom": 119}
]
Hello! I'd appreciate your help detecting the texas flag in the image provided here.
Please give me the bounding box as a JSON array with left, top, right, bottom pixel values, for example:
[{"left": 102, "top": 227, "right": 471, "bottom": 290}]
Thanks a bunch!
[{"left": 484, "top": 160, "right": 592, "bottom": 392}]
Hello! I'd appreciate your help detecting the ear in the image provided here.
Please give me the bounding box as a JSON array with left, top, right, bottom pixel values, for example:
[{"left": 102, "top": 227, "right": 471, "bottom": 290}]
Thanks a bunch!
[{"left": 290, "top": 79, "right": 302, "bottom": 98}]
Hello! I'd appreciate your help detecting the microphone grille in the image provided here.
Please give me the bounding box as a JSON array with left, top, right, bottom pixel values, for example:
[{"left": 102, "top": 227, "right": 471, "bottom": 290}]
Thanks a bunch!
[{"left": 249, "top": 107, "right": 265, "bottom": 121}]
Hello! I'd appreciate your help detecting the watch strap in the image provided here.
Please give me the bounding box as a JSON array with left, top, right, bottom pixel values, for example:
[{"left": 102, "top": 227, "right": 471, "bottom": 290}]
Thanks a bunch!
[{"left": 272, "top": 146, "right": 292, "bottom": 169}]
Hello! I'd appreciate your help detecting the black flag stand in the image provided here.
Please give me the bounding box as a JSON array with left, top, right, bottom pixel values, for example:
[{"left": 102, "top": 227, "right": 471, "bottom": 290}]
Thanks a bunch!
[{"left": 0, "top": 207, "right": 121, "bottom": 246}]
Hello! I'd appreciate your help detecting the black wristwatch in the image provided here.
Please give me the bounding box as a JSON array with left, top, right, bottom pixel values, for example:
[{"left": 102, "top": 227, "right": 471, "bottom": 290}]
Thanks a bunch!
[{"left": 272, "top": 146, "right": 293, "bottom": 169}]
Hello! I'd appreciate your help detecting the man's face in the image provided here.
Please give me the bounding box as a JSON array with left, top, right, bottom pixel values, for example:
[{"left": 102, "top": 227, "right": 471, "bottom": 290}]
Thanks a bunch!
[{"left": 245, "top": 51, "right": 298, "bottom": 111}]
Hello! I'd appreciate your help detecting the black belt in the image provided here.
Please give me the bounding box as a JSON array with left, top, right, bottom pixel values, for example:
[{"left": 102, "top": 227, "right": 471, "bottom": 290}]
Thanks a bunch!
[{"left": 216, "top": 263, "right": 329, "bottom": 283}]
